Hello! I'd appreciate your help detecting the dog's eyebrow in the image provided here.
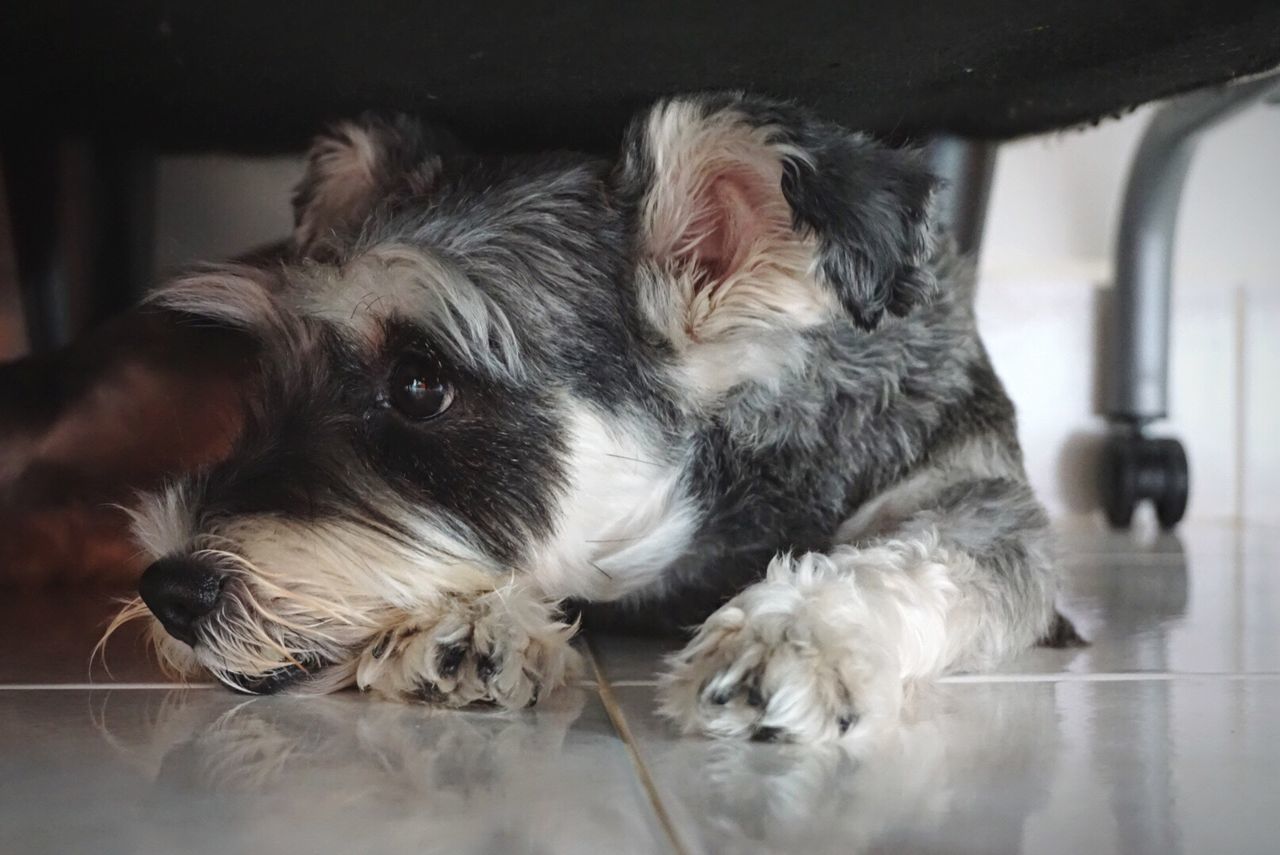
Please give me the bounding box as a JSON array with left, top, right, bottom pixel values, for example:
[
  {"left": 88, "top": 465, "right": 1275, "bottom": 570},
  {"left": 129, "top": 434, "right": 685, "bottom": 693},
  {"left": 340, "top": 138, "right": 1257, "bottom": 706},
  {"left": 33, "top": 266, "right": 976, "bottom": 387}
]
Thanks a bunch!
[{"left": 294, "top": 244, "right": 523, "bottom": 380}]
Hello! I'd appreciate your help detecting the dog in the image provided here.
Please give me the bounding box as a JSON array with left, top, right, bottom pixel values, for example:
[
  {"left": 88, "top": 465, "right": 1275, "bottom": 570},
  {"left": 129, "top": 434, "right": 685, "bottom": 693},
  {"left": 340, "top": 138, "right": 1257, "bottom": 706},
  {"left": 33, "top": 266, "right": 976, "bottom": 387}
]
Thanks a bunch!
[{"left": 110, "top": 93, "right": 1065, "bottom": 743}]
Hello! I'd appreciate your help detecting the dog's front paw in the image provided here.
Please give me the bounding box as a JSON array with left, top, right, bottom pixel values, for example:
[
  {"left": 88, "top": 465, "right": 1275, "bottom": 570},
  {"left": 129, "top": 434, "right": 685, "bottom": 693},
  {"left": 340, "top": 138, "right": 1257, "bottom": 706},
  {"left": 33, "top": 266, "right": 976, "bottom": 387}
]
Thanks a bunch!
[
  {"left": 658, "top": 563, "right": 899, "bottom": 742},
  {"left": 355, "top": 586, "right": 580, "bottom": 709}
]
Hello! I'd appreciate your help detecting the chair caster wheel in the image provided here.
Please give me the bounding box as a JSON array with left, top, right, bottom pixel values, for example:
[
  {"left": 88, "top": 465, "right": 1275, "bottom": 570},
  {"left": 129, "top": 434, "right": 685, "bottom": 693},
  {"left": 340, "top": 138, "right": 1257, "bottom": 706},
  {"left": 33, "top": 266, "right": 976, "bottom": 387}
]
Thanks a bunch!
[{"left": 1101, "top": 434, "right": 1189, "bottom": 530}]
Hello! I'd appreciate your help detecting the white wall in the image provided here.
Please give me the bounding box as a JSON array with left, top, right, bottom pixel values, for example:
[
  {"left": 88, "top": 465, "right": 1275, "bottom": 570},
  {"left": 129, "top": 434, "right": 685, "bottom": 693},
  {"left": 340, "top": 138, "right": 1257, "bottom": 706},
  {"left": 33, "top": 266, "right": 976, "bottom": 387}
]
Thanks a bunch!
[
  {"left": 153, "top": 156, "right": 303, "bottom": 274},
  {"left": 149, "top": 100, "right": 1280, "bottom": 524}
]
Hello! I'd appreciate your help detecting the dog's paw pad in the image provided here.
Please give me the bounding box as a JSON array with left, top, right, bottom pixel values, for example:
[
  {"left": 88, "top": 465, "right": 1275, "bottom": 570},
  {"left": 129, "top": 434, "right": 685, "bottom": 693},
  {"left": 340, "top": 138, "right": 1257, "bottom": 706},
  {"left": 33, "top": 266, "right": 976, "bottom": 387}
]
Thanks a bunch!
[
  {"left": 658, "top": 585, "right": 892, "bottom": 742},
  {"left": 356, "top": 588, "right": 580, "bottom": 710},
  {"left": 437, "top": 643, "right": 468, "bottom": 679}
]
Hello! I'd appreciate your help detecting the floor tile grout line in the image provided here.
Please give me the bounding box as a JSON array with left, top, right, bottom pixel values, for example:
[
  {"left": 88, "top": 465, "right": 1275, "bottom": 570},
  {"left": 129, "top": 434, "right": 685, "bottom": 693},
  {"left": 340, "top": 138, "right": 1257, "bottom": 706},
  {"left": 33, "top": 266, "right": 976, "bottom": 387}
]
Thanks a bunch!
[
  {"left": 938, "top": 671, "right": 1280, "bottom": 683},
  {"left": 0, "top": 678, "right": 607, "bottom": 691},
  {"left": 0, "top": 683, "right": 220, "bottom": 690},
  {"left": 586, "top": 641, "right": 692, "bottom": 855},
  {"left": 6, "top": 672, "right": 1278, "bottom": 692},
  {"left": 576, "top": 672, "right": 1280, "bottom": 689},
  {"left": 1058, "top": 556, "right": 1194, "bottom": 564}
]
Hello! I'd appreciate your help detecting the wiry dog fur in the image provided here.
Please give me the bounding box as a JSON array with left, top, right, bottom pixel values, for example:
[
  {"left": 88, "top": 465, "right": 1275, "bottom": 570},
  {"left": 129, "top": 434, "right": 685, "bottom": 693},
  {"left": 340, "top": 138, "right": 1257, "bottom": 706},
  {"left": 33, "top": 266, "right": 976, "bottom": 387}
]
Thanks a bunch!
[{"left": 112, "top": 93, "right": 1059, "bottom": 742}]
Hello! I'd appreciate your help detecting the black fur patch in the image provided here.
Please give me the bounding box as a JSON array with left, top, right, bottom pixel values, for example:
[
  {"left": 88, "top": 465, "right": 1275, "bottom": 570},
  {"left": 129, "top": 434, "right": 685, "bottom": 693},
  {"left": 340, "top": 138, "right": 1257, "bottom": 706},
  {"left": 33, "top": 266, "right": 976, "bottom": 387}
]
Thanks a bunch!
[
  {"left": 359, "top": 320, "right": 568, "bottom": 563},
  {"left": 196, "top": 316, "right": 569, "bottom": 566}
]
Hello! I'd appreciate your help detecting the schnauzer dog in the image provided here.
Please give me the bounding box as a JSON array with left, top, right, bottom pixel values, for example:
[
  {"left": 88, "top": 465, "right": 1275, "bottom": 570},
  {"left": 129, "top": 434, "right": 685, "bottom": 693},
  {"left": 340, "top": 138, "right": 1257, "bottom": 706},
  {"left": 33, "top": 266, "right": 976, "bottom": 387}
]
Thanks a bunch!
[{"left": 117, "top": 93, "right": 1060, "bottom": 742}]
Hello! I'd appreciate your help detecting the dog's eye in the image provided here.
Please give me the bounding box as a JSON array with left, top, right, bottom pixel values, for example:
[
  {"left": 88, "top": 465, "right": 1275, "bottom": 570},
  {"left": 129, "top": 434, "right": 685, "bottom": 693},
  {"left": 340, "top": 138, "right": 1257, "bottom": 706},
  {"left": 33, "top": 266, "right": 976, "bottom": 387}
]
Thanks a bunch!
[{"left": 387, "top": 358, "right": 454, "bottom": 420}]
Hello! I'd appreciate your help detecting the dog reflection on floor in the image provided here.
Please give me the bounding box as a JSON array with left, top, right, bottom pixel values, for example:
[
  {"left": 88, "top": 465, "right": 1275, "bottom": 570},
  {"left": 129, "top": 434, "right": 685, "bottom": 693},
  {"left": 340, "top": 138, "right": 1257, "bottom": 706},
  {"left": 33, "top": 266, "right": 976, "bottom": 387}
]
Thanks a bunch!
[
  {"left": 89, "top": 681, "right": 1060, "bottom": 853},
  {"left": 91, "top": 687, "right": 665, "bottom": 854}
]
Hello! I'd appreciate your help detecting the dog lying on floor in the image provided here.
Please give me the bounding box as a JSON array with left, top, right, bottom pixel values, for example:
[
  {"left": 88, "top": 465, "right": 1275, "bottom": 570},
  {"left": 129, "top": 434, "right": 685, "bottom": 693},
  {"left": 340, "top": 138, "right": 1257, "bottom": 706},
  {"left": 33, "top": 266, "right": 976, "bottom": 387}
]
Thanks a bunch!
[{"left": 100, "top": 93, "right": 1067, "bottom": 742}]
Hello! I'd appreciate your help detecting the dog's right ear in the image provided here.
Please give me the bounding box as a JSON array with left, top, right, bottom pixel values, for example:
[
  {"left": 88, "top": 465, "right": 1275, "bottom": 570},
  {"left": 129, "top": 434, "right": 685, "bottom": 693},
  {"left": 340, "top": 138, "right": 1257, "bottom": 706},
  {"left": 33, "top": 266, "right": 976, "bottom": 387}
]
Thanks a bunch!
[
  {"left": 616, "top": 94, "right": 938, "bottom": 335},
  {"left": 292, "top": 114, "right": 461, "bottom": 256}
]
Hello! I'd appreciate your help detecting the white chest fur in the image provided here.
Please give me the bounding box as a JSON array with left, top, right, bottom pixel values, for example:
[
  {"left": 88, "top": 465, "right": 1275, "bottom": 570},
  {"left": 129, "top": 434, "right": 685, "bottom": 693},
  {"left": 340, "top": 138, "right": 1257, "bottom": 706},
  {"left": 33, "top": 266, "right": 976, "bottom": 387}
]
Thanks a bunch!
[{"left": 527, "top": 405, "right": 700, "bottom": 601}]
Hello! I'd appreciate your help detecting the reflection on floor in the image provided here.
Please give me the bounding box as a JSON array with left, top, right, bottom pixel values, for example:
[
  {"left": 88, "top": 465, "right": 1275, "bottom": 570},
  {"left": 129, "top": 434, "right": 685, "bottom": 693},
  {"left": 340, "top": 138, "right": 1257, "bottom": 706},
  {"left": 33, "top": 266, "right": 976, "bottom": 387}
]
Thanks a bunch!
[{"left": 2, "top": 520, "right": 1276, "bottom": 854}]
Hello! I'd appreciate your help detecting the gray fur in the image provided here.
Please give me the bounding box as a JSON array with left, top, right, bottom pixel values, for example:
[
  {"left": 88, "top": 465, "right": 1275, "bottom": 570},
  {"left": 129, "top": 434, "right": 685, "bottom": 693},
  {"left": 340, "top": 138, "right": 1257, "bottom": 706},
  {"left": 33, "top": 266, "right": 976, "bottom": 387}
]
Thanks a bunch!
[{"left": 132, "top": 94, "right": 1058, "bottom": 740}]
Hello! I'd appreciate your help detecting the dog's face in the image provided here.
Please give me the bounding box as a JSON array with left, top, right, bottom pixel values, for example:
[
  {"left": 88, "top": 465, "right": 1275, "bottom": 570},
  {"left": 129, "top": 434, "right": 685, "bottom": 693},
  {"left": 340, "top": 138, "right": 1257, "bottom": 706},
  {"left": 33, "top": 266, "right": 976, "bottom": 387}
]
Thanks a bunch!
[{"left": 121, "top": 95, "right": 936, "bottom": 692}]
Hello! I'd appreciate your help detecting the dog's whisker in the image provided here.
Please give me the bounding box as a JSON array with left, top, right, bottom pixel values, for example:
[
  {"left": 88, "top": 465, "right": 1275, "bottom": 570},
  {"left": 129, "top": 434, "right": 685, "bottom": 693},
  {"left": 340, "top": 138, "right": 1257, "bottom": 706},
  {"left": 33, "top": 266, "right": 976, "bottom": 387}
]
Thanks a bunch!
[
  {"left": 238, "top": 574, "right": 360, "bottom": 628},
  {"left": 602, "top": 453, "right": 663, "bottom": 467},
  {"left": 229, "top": 589, "right": 333, "bottom": 641},
  {"left": 92, "top": 597, "right": 152, "bottom": 679}
]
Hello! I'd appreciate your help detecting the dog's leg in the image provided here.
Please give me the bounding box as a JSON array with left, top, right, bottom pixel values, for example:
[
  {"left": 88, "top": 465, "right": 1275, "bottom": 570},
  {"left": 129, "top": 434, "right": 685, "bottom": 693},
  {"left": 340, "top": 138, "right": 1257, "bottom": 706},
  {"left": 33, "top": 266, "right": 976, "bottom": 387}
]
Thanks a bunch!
[
  {"left": 659, "top": 474, "right": 1055, "bottom": 742},
  {"left": 355, "top": 583, "right": 582, "bottom": 709}
]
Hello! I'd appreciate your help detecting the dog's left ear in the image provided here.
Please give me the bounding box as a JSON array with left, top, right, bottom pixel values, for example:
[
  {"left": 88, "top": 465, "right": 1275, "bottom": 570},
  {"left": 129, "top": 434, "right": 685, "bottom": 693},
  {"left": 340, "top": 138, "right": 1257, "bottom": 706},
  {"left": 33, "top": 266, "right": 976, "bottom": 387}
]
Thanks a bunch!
[
  {"left": 617, "top": 94, "right": 938, "bottom": 333},
  {"left": 292, "top": 113, "right": 462, "bottom": 256}
]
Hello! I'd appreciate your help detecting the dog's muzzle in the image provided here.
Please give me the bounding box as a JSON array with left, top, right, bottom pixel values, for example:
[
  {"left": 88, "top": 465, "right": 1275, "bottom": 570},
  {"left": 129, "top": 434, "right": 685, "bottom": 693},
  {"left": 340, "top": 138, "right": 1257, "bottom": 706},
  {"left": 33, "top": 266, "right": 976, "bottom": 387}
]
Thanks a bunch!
[{"left": 139, "top": 556, "right": 222, "bottom": 647}]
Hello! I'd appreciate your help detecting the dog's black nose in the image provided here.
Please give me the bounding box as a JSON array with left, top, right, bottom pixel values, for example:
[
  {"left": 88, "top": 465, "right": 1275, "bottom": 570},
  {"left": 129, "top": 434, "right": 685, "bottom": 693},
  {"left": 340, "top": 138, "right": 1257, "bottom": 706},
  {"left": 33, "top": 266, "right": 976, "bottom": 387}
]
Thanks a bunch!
[{"left": 139, "top": 557, "right": 222, "bottom": 647}]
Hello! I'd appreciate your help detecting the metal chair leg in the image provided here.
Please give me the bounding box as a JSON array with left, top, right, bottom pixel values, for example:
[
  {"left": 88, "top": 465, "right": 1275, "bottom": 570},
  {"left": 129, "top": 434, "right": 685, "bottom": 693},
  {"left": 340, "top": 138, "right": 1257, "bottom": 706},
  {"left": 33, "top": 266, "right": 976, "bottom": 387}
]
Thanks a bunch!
[
  {"left": 1102, "top": 70, "right": 1280, "bottom": 529},
  {"left": 923, "top": 136, "right": 998, "bottom": 262}
]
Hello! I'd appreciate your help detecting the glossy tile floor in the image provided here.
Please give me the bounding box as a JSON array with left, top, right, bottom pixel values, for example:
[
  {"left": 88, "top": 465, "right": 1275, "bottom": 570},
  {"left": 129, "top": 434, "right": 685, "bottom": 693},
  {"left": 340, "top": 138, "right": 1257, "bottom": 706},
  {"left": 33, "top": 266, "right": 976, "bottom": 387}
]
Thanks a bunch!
[{"left": 2, "top": 520, "right": 1277, "bottom": 854}]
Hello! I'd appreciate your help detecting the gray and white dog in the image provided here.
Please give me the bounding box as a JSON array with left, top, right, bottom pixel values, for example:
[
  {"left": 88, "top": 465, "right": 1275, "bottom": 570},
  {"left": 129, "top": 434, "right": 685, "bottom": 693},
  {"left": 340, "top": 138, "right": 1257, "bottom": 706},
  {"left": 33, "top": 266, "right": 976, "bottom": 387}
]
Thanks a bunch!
[{"left": 120, "top": 93, "right": 1060, "bottom": 743}]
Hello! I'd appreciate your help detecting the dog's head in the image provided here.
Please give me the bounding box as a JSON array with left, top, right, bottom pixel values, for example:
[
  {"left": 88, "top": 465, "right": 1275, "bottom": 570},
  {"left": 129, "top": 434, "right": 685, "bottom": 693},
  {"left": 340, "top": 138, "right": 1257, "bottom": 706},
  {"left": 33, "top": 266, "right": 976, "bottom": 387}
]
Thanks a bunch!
[{"left": 121, "top": 94, "right": 937, "bottom": 692}]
